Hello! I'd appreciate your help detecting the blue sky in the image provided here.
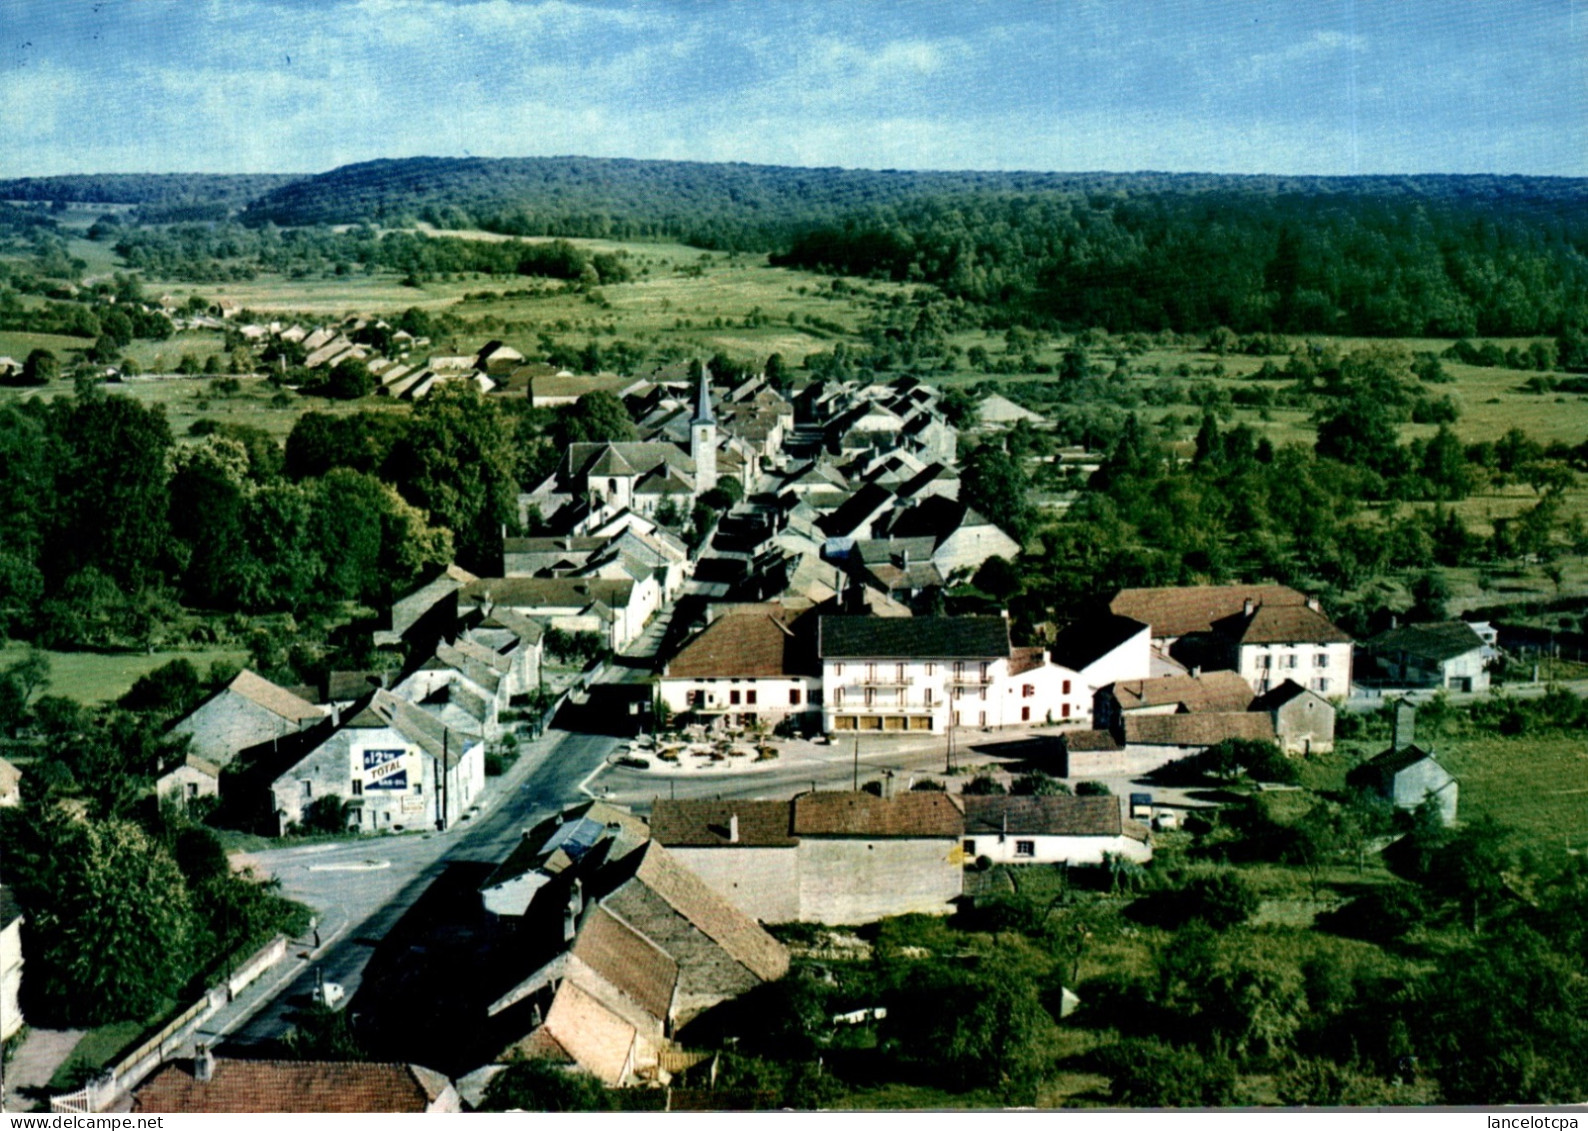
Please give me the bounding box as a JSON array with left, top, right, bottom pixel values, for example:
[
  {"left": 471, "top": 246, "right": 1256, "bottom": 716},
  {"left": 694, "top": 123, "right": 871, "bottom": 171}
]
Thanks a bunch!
[{"left": 2, "top": 0, "right": 1583, "bottom": 177}]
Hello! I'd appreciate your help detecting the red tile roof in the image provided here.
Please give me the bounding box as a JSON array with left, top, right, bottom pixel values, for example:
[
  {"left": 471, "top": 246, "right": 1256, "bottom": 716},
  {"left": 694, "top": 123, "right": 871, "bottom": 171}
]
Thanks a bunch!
[
  {"left": 1110, "top": 584, "right": 1307, "bottom": 639},
  {"left": 1108, "top": 670, "right": 1256, "bottom": 714},
  {"left": 792, "top": 791, "right": 964, "bottom": 838},
  {"left": 665, "top": 607, "right": 815, "bottom": 679},
  {"left": 132, "top": 1059, "right": 453, "bottom": 1113},
  {"left": 1125, "top": 712, "right": 1276, "bottom": 747},
  {"left": 649, "top": 799, "right": 799, "bottom": 848}
]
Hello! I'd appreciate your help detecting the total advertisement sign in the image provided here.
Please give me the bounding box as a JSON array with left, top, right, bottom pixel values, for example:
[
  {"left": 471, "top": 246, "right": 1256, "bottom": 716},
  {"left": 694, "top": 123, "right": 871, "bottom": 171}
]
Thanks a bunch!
[{"left": 358, "top": 747, "right": 412, "bottom": 791}]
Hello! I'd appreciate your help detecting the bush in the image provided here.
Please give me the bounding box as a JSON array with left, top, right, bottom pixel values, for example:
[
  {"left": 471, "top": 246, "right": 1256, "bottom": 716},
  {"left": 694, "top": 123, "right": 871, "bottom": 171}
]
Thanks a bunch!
[
  {"left": 479, "top": 1060, "right": 613, "bottom": 1112},
  {"left": 1095, "top": 1038, "right": 1238, "bottom": 1107},
  {"left": 1075, "top": 780, "right": 1112, "bottom": 796},
  {"left": 961, "top": 775, "right": 1006, "bottom": 796}
]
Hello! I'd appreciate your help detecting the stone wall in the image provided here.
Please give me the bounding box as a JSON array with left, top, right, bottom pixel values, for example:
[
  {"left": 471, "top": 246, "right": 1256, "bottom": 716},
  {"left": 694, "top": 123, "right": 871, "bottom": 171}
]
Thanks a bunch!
[{"left": 797, "top": 837, "right": 961, "bottom": 925}]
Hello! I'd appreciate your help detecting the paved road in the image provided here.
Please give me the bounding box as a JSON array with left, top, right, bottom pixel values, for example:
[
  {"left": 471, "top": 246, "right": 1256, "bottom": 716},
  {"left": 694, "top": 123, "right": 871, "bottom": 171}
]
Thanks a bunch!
[{"left": 209, "top": 726, "right": 616, "bottom": 1052}]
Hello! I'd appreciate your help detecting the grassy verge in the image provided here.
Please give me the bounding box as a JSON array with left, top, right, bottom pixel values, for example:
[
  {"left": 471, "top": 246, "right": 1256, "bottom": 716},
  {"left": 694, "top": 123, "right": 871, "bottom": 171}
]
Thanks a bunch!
[
  {"left": 45, "top": 1002, "right": 175, "bottom": 1092},
  {"left": 0, "top": 643, "right": 249, "bottom": 705}
]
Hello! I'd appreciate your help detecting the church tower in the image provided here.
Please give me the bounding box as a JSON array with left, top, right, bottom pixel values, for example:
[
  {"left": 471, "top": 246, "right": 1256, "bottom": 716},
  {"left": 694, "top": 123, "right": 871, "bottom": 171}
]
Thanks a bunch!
[{"left": 690, "top": 362, "right": 717, "bottom": 493}]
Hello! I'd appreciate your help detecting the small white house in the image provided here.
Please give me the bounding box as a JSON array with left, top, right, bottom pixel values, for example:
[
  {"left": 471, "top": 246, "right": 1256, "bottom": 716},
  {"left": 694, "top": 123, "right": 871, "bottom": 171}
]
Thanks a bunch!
[{"left": 960, "top": 794, "right": 1152, "bottom": 866}]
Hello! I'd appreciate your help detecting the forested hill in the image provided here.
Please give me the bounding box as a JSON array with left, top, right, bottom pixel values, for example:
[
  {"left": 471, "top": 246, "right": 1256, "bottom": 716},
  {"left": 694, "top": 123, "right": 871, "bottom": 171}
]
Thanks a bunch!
[
  {"left": 236, "top": 155, "right": 1588, "bottom": 247},
  {"left": 0, "top": 173, "right": 303, "bottom": 221}
]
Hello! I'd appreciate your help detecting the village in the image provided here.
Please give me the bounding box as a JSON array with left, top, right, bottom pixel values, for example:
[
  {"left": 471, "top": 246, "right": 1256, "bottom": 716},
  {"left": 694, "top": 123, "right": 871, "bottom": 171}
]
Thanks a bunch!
[{"left": 2, "top": 325, "right": 1494, "bottom": 1113}]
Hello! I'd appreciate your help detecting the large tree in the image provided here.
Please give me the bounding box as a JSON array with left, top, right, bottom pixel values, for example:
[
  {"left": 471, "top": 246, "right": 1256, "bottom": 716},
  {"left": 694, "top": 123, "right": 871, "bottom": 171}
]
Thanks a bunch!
[
  {"left": 387, "top": 385, "right": 519, "bottom": 571},
  {"left": 13, "top": 815, "right": 199, "bottom": 1025},
  {"left": 961, "top": 440, "right": 1032, "bottom": 542}
]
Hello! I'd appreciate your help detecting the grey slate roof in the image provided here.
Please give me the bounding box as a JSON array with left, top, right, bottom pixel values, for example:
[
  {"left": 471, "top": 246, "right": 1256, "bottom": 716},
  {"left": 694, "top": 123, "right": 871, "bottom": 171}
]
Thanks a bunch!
[
  {"left": 1367, "top": 621, "right": 1485, "bottom": 663},
  {"left": 819, "top": 615, "right": 1010, "bottom": 660}
]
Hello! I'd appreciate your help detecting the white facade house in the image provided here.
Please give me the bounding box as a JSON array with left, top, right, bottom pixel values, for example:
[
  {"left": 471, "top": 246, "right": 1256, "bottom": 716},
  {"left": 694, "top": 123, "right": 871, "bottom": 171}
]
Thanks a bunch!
[
  {"left": 960, "top": 795, "right": 1152, "bottom": 866},
  {"left": 270, "top": 689, "right": 484, "bottom": 835},
  {"left": 657, "top": 605, "right": 823, "bottom": 730},
  {"left": 819, "top": 615, "right": 1075, "bottom": 734}
]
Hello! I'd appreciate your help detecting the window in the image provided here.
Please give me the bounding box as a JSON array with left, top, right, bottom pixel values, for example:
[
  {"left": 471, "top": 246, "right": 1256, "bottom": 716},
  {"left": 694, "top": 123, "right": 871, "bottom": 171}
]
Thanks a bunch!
[
  {"left": 1062, "top": 680, "right": 1071, "bottom": 695},
  {"left": 1259, "top": 655, "right": 1272, "bottom": 669},
  {"left": 608, "top": 478, "right": 618, "bottom": 495},
  {"left": 979, "top": 711, "right": 987, "bottom": 726},
  {"left": 301, "top": 780, "right": 313, "bottom": 799},
  {"left": 963, "top": 839, "right": 976, "bottom": 855},
  {"left": 1062, "top": 703, "right": 1071, "bottom": 719},
  {"left": 352, "top": 779, "right": 363, "bottom": 797},
  {"left": 1022, "top": 683, "right": 1034, "bottom": 698},
  {"left": 897, "top": 663, "right": 906, "bottom": 683},
  {"left": 692, "top": 689, "right": 706, "bottom": 708},
  {"left": 979, "top": 689, "right": 987, "bottom": 702},
  {"left": 864, "top": 689, "right": 875, "bottom": 707},
  {"left": 414, "top": 781, "right": 423, "bottom": 795},
  {"left": 730, "top": 690, "right": 741, "bottom": 705},
  {"left": 835, "top": 688, "right": 845, "bottom": 706},
  {"left": 926, "top": 663, "right": 935, "bottom": 676},
  {"left": 1315, "top": 653, "right": 1330, "bottom": 668},
  {"left": 789, "top": 688, "right": 802, "bottom": 706},
  {"left": 835, "top": 663, "right": 844, "bottom": 677},
  {"left": 954, "top": 661, "right": 965, "bottom": 679},
  {"left": 1021, "top": 706, "right": 1031, "bottom": 722},
  {"left": 1315, "top": 678, "right": 1330, "bottom": 693},
  {"left": 1284, "top": 654, "right": 1298, "bottom": 669},
  {"left": 1015, "top": 840, "right": 1036, "bottom": 858},
  {"left": 187, "top": 782, "right": 199, "bottom": 799},
  {"left": 924, "top": 688, "right": 934, "bottom": 706},
  {"left": 867, "top": 662, "right": 877, "bottom": 682},
  {"left": 980, "top": 662, "right": 990, "bottom": 679},
  {"left": 746, "top": 690, "right": 757, "bottom": 705}
]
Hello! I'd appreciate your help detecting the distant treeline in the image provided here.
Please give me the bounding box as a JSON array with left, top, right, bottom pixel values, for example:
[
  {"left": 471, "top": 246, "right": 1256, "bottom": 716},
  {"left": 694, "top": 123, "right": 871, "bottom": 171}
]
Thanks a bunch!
[
  {"left": 0, "top": 173, "right": 301, "bottom": 208},
  {"left": 108, "top": 223, "right": 631, "bottom": 286},
  {"left": 772, "top": 192, "right": 1588, "bottom": 338}
]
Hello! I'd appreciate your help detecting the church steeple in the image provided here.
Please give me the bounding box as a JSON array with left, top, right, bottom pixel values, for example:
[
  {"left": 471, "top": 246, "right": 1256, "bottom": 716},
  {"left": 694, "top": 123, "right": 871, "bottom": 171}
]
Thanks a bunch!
[
  {"left": 692, "top": 362, "right": 715, "bottom": 425},
  {"left": 690, "top": 361, "right": 717, "bottom": 492}
]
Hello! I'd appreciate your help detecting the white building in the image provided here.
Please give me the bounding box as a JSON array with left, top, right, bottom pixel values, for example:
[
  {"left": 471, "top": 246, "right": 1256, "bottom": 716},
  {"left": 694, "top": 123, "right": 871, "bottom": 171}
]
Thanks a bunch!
[
  {"left": 819, "top": 615, "right": 1077, "bottom": 734},
  {"left": 270, "top": 689, "right": 484, "bottom": 835},
  {"left": 960, "top": 795, "right": 1152, "bottom": 866},
  {"left": 657, "top": 605, "right": 822, "bottom": 731}
]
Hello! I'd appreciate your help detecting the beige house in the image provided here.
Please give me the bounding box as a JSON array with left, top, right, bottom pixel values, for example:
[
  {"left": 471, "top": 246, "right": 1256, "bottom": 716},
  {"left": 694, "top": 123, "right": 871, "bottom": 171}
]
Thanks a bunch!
[
  {"left": 657, "top": 606, "right": 822, "bottom": 731},
  {"left": 0, "top": 755, "right": 21, "bottom": 808},
  {"left": 170, "top": 669, "right": 328, "bottom": 768},
  {"left": 651, "top": 791, "right": 966, "bottom": 926},
  {"left": 155, "top": 752, "right": 221, "bottom": 804},
  {"left": 1110, "top": 584, "right": 1354, "bottom": 695},
  {"left": 488, "top": 833, "right": 789, "bottom": 1087}
]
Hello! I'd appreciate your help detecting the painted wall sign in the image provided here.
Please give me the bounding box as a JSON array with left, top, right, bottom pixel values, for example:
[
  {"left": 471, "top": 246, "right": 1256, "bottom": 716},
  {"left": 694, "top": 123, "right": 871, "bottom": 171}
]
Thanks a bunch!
[{"left": 359, "top": 748, "right": 410, "bottom": 791}]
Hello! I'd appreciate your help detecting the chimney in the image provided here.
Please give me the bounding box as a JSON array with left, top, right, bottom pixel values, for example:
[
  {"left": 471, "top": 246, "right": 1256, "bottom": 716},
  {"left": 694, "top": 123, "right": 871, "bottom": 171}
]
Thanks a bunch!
[
  {"left": 1393, "top": 700, "right": 1417, "bottom": 752},
  {"left": 195, "top": 1042, "right": 215, "bottom": 1083},
  {"left": 1190, "top": 665, "right": 1201, "bottom": 678},
  {"left": 563, "top": 877, "right": 584, "bottom": 942},
  {"left": 1243, "top": 598, "right": 1255, "bottom": 617},
  {"left": 728, "top": 813, "right": 740, "bottom": 843},
  {"left": 1306, "top": 596, "right": 1321, "bottom": 612}
]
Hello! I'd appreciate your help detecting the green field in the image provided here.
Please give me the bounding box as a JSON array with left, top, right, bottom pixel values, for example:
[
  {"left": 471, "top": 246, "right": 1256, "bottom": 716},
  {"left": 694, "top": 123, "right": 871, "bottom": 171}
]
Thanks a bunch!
[
  {"left": 0, "top": 643, "right": 250, "bottom": 705},
  {"left": 1436, "top": 735, "right": 1588, "bottom": 858}
]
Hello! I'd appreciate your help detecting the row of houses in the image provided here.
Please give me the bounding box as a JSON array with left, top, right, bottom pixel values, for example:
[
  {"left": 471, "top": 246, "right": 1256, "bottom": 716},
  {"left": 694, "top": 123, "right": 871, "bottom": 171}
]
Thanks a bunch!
[
  {"left": 656, "top": 608, "right": 1148, "bottom": 736},
  {"left": 649, "top": 789, "right": 1152, "bottom": 926}
]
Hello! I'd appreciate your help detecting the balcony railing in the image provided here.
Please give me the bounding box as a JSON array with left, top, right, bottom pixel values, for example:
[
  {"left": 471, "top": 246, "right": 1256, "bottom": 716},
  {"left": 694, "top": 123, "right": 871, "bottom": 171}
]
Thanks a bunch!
[
  {"left": 946, "top": 673, "right": 994, "bottom": 687},
  {"left": 849, "top": 675, "right": 914, "bottom": 689}
]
